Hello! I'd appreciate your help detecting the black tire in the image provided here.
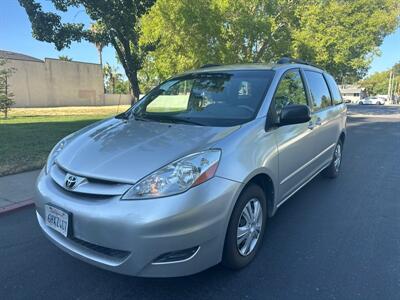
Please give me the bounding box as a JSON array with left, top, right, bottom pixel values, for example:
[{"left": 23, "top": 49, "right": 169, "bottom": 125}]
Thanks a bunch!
[
  {"left": 323, "top": 139, "right": 343, "bottom": 178},
  {"left": 359, "top": 101, "right": 363, "bottom": 105},
  {"left": 222, "top": 184, "right": 267, "bottom": 270}
]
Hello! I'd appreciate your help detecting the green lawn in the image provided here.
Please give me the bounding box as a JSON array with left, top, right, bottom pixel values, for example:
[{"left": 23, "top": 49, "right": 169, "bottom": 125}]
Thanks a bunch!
[{"left": 0, "top": 106, "right": 130, "bottom": 177}]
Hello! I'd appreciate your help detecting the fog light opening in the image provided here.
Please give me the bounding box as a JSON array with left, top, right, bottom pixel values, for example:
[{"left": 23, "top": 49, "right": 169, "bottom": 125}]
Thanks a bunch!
[{"left": 152, "top": 246, "right": 200, "bottom": 265}]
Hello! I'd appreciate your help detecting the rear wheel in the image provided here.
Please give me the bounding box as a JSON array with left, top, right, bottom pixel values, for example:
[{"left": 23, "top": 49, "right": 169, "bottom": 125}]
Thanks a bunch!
[
  {"left": 222, "top": 184, "right": 267, "bottom": 269},
  {"left": 323, "top": 139, "right": 343, "bottom": 178}
]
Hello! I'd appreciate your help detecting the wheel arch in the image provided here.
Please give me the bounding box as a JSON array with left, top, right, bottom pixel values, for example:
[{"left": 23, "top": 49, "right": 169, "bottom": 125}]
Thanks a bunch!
[
  {"left": 233, "top": 171, "right": 277, "bottom": 218},
  {"left": 248, "top": 173, "right": 275, "bottom": 217}
]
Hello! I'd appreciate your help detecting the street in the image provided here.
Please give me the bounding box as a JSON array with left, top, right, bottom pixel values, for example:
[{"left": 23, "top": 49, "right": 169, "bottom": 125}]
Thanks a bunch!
[{"left": 1, "top": 105, "right": 400, "bottom": 300}]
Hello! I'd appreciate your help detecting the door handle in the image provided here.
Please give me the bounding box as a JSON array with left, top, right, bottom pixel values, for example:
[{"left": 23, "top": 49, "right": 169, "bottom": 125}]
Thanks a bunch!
[
  {"left": 315, "top": 118, "right": 322, "bottom": 126},
  {"left": 308, "top": 121, "right": 315, "bottom": 130}
]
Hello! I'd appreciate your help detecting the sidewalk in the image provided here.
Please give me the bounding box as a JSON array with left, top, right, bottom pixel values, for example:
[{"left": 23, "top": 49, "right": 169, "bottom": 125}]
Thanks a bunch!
[{"left": 0, "top": 169, "right": 41, "bottom": 213}]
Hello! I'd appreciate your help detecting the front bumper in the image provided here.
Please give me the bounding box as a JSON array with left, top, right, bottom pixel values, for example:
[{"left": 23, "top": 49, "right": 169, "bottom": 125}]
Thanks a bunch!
[{"left": 35, "top": 169, "right": 242, "bottom": 277}]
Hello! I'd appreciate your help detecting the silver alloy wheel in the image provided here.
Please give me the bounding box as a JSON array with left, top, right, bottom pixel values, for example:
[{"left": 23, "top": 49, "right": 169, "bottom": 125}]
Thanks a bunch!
[
  {"left": 236, "top": 198, "right": 263, "bottom": 256},
  {"left": 334, "top": 143, "right": 342, "bottom": 172}
]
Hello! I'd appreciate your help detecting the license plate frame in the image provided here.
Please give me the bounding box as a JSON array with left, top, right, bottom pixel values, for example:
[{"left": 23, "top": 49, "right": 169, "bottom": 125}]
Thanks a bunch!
[{"left": 45, "top": 204, "right": 71, "bottom": 237}]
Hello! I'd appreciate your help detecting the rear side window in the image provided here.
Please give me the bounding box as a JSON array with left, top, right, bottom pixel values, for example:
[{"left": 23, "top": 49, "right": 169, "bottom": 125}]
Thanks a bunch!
[
  {"left": 324, "top": 74, "right": 343, "bottom": 105},
  {"left": 274, "top": 70, "right": 308, "bottom": 114},
  {"left": 304, "top": 71, "right": 332, "bottom": 111}
]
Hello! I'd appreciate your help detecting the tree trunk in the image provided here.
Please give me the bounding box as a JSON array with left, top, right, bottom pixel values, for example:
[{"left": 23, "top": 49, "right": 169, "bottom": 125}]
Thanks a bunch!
[
  {"left": 112, "top": 76, "right": 115, "bottom": 94},
  {"left": 98, "top": 48, "right": 103, "bottom": 67},
  {"left": 127, "top": 71, "right": 141, "bottom": 105},
  {"left": 98, "top": 48, "right": 106, "bottom": 94},
  {"left": 110, "top": 37, "right": 141, "bottom": 105}
]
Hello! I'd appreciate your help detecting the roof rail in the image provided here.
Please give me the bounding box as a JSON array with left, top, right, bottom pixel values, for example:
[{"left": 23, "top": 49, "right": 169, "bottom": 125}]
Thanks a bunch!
[
  {"left": 277, "top": 57, "right": 318, "bottom": 68},
  {"left": 200, "top": 64, "right": 221, "bottom": 69}
]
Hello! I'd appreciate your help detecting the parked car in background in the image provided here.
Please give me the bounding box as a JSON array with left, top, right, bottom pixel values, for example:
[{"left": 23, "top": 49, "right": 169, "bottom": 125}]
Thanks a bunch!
[
  {"left": 34, "top": 58, "right": 347, "bottom": 277},
  {"left": 358, "top": 97, "right": 384, "bottom": 105}
]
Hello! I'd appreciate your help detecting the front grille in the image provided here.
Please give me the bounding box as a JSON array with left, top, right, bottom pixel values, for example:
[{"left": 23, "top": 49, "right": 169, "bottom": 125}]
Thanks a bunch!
[
  {"left": 70, "top": 236, "right": 130, "bottom": 259},
  {"left": 50, "top": 163, "right": 132, "bottom": 196}
]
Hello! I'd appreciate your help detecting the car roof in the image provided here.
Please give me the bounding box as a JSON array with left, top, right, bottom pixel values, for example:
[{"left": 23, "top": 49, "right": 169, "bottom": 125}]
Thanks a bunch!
[{"left": 185, "top": 63, "right": 324, "bottom": 74}]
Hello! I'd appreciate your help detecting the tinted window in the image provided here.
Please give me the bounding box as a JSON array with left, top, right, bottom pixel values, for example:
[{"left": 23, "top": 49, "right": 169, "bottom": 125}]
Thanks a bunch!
[
  {"left": 304, "top": 71, "right": 332, "bottom": 111},
  {"left": 134, "top": 70, "right": 275, "bottom": 127},
  {"left": 274, "top": 70, "right": 308, "bottom": 114},
  {"left": 324, "top": 74, "right": 343, "bottom": 105}
]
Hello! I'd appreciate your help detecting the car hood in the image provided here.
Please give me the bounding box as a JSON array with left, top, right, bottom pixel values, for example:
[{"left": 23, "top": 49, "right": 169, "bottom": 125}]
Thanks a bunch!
[{"left": 56, "top": 118, "right": 239, "bottom": 183}]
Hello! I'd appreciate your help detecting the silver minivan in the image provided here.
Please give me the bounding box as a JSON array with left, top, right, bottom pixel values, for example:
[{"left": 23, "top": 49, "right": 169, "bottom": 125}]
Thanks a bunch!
[{"left": 35, "top": 60, "right": 347, "bottom": 277}]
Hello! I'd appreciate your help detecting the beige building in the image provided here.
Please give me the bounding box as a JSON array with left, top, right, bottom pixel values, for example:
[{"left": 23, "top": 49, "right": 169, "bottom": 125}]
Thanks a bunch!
[{"left": 0, "top": 50, "right": 123, "bottom": 107}]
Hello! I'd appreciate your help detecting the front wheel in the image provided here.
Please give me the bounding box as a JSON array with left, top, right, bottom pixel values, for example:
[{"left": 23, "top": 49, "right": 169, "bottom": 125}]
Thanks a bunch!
[
  {"left": 222, "top": 184, "right": 267, "bottom": 269},
  {"left": 323, "top": 139, "right": 343, "bottom": 178}
]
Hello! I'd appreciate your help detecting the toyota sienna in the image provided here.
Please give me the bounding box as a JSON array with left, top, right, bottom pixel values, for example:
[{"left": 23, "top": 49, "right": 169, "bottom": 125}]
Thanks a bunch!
[{"left": 35, "top": 59, "right": 347, "bottom": 277}]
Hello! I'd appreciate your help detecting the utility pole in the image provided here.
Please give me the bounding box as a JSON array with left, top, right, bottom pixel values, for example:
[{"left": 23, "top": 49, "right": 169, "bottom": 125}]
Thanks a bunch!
[
  {"left": 388, "top": 71, "right": 393, "bottom": 103},
  {"left": 391, "top": 75, "right": 397, "bottom": 104}
]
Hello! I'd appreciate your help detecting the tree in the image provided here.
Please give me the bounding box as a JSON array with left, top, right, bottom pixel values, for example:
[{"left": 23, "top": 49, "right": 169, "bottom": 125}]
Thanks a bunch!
[
  {"left": 140, "top": 0, "right": 399, "bottom": 82},
  {"left": 140, "top": 0, "right": 295, "bottom": 81},
  {"left": 89, "top": 21, "right": 109, "bottom": 93},
  {"left": 58, "top": 55, "right": 73, "bottom": 61},
  {"left": 0, "top": 57, "right": 16, "bottom": 119},
  {"left": 89, "top": 21, "right": 109, "bottom": 66},
  {"left": 291, "top": 0, "right": 400, "bottom": 83},
  {"left": 360, "top": 62, "right": 400, "bottom": 95},
  {"left": 19, "top": 0, "right": 157, "bottom": 103},
  {"left": 392, "top": 62, "right": 400, "bottom": 77},
  {"left": 103, "top": 63, "right": 130, "bottom": 94}
]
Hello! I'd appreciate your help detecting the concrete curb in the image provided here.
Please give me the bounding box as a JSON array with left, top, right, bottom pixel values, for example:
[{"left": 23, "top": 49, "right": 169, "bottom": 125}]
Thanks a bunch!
[{"left": 0, "top": 198, "right": 34, "bottom": 215}]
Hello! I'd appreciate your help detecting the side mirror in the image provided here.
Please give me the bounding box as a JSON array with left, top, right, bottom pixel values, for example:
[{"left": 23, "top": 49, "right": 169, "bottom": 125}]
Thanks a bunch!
[{"left": 279, "top": 104, "right": 311, "bottom": 126}]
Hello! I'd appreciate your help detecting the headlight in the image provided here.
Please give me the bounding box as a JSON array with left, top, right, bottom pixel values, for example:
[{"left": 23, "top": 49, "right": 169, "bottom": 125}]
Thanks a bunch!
[
  {"left": 122, "top": 149, "right": 221, "bottom": 200},
  {"left": 45, "top": 137, "right": 70, "bottom": 174}
]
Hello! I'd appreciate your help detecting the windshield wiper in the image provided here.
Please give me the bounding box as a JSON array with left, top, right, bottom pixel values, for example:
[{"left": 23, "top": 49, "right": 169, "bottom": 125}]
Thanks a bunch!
[
  {"left": 132, "top": 113, "right": 205, "bottom": 126},
  {"left": 153, "top": 115, "right": 205, "bottom": 126},
  {"left": 133, "top": 114, "right": 154, "bottom": 122}
]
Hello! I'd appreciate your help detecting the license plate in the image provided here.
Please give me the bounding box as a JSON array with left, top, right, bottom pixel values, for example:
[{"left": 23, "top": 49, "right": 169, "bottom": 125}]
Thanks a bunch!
[{"left": 45, "top": 204, "right": 70, "bottom": 237}]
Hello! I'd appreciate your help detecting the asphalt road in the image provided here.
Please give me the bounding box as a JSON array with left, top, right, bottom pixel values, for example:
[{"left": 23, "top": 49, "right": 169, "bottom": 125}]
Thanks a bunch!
[{"left": 1, "top": 105, "right": 400, "bottom": 300}]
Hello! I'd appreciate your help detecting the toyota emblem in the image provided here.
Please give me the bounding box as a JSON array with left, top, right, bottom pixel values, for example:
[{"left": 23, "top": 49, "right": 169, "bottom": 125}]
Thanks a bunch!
[{"left": 65, "top": 175, "right": 77, "bottom": 189}]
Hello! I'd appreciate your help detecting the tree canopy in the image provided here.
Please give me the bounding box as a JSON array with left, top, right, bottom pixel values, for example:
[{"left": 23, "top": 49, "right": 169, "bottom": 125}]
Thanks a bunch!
[
  {"left": 140, "top": 0, "right": 399, "bottom": 85},
  {"left": 58, "top": 55, "right": 72, "bottom": 61},
  {"left": 19, "top": 0, "right": 400, "bottom": 94},
  {"left": 360, "top": 62, "right": 400, "bottom": 95},
  {"left": 103, "top": 63, "right": 131, "bottom": 94},
  {"left": 291, "top": 0, "right": 400, "bottom": 83},
  {"left": 19, "top": 0, "right": 157, "bottom": 101}
]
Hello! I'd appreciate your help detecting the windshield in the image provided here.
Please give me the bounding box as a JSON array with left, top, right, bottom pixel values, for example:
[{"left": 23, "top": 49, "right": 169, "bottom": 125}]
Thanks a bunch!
[{"left": 133, "top": 70, "right": 275, "bottom": 126}]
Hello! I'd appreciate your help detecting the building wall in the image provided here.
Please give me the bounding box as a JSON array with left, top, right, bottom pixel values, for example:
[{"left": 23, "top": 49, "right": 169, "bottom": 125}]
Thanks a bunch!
[{"left": 6, "top": 58, "right": 106, "bottom": 107}]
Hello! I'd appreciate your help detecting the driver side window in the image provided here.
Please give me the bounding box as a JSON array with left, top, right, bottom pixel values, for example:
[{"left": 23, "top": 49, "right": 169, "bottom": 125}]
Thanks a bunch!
[{"left": 274, "top": 70, "right": 308, "bottom": 115}]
